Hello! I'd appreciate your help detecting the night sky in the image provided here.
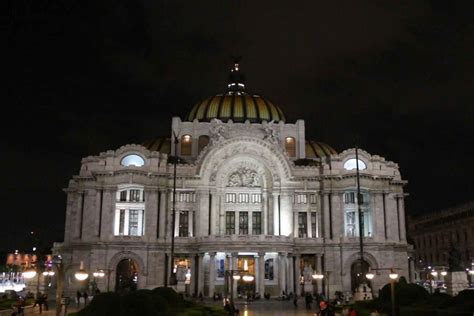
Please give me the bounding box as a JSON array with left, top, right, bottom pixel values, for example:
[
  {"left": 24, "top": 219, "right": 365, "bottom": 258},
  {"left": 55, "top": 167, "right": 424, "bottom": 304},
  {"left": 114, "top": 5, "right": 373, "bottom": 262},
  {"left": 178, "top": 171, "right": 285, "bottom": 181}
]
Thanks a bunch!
[{"left": 3, "top": 1, "right": 473, "bottom": 255}]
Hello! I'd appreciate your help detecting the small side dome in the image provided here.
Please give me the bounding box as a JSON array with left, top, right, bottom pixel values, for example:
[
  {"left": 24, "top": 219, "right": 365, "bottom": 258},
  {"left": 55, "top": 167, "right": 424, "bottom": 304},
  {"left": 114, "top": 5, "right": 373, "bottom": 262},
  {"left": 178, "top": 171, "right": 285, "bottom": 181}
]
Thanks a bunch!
[
  {"left": 142, "top": 138, "right": 171, "bottom": 155},
  {"left": 305, "top": 140, "right": 337, "bottom": 158}
]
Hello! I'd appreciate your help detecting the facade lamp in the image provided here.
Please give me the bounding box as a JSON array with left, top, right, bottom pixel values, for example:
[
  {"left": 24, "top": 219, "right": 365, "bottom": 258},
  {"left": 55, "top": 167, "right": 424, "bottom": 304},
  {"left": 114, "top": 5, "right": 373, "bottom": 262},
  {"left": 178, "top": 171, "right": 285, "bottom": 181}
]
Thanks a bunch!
[
  {"left": 468, "top": 269, "right": 474, "bottom": 276},
  {"left": 312, "top": 272, "right": 324, "bottom": 280},
  {"left": 93, "top": 270, "right": 105, "bottom": 278},
  {"left": 232, "top": 274, "right": 241, "bottom": 281},
  {"left": 23, "top": 266, "right": 37, "bottom": 279},
  {"left": 441, "top": 271, "right": 448, "bottom": 276},
  {"left": 431, "top": 271, "right": 438, "bottom": 277},
  {"left": 74, "top": 261, "right": 89, "bottom": 281},
  {"left": 389, "top": 270, "right": 398, "bottom": 280},
  {"left": 242, "top": 275, "right": 254, "bottom": 282},
  {"left": 42, "top": 270, "right": 55, "bottom": 276},
  {"left": 365, "top": 272, "right": 375, "bottom": 280}
]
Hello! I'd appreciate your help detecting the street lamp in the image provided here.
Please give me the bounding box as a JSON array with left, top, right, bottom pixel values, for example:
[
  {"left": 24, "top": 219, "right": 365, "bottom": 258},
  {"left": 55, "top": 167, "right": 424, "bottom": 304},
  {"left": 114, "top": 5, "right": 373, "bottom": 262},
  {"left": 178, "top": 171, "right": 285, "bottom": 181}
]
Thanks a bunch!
[
  {"left": 169, "top": 131, "right": 180, "bottom": 287},
  {"left": 225, "top": 269, "right": 255, "bottom": 307},
  {"left": 311, "top": 271, "right": 331, "bottom": 299},
  {"left": 365, "top": 267, "right": 399, "bottom": 316},
  {"left": 92, "top": 269, "right": 111, "bottom": 292}
]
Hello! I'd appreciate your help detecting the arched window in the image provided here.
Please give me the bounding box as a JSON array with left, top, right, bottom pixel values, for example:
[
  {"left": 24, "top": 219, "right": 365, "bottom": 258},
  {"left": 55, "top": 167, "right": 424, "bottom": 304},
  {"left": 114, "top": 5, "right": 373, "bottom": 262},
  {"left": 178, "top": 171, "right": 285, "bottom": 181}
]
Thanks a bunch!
[
  {"left": 285, "top": 137, "right": 296, "bottom": 157},
  {"left": 343, "top": 158, "right": 367, "bottom": 170},
  {"left": 181, "top": 135, "right": 192, "bottom": 156},
  {"left": 198, "top": 135, "right": 209, "bottom": 153},
  {"left": 121, "top": 154, "right": 145, "bottom": 167}
]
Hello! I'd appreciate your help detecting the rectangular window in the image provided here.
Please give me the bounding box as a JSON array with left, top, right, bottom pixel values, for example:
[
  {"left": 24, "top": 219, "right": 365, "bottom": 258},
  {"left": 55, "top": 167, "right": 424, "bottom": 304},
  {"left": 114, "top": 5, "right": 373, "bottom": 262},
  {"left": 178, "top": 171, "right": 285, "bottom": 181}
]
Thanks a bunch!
[
  {"left": 179, "top": 211, "right": 189, "bottom": 237},
  {"left": 295, "top": 194, "right": 307, "bottom": 204},
  {"left": 311, "top": 212, "right": 317, "bottom": 238},
  {"left": 128, "top": 210, "right": 139, "bottom": 235},
  {"left": 239, "top": 212, "right": 249, "bottom": 235},
  {"left": 344, "top": 192, "right": 355, "bottom": 204},
  {"left": 251, "top": 194, "right": 262, "bottom": 203},
  {"left": 298, "top": 212, "right": 307, "bottom": 238},
  {"left": 130, "top": 190, "right": 141, "bottom": 202},
  {"left": 309, "top": 194, "right": 317, "bottom": 204},
  {"left": 345, "top": 211, "right": 356, "bottom": 236},
  {"left": 226, "top": 193, "right": 236, "bottom": 203},
  {"left": 252, "top": 212, "right": 262, "bottom": 235},
  {"left": 119, "top": 191, "right": 127, "bottom": 202},
  {"left": 238, "top": 193, "right": 249, "bottom": 203},
  {"left": 119, "top": 209, "right": 125, "bottom": 235},
  {"left": 226, "top": 212, "right": 235, "bottom": 235}
]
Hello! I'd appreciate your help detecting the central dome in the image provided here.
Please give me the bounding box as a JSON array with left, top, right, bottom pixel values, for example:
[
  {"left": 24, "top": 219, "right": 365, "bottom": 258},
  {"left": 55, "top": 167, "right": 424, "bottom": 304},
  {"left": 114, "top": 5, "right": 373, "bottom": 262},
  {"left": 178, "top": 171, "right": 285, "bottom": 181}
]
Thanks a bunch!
[{"left": 185, "top": 60, "right": 286, "bottom": 123}]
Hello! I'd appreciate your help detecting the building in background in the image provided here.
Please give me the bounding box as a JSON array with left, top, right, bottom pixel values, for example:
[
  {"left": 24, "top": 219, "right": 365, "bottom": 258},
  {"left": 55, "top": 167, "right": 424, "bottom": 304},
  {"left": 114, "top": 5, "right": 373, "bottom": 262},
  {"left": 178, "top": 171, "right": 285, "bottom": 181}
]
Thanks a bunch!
[
  {"left": 54, "top": 62, "right": 410, "bottom": 297},
  {"left": 408, "top": 201, "right": 474, "bottom": 280}
]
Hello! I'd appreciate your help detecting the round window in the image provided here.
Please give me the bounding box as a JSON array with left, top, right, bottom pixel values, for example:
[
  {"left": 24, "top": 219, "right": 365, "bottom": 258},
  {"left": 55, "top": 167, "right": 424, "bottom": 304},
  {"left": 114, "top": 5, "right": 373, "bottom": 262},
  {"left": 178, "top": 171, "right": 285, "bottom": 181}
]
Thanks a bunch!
[
  {"left": 121, "top": 154, "right": 145, "bottom": 167},
  {"left": 343, "top": 158, "right": 366, "bottom": 170}
]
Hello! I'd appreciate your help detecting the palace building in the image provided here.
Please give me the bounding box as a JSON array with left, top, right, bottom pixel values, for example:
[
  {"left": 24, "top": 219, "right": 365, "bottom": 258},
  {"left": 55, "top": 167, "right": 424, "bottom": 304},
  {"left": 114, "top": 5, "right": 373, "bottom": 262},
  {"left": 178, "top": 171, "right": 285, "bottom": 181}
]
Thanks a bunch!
[{"left": 54, "top": 62, "right": 410, "bottom": 298}]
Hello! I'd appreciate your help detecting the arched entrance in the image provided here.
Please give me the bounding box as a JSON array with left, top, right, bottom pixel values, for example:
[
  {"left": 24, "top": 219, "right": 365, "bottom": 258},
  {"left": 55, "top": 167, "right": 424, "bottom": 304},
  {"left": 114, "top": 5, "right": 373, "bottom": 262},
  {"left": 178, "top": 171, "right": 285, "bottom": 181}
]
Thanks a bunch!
[
  {"left": 350, "top": 259, "right": 370, "bottom": 291},
  {"left": 115, "top": 258, "right": 139, "bottom": 293}
]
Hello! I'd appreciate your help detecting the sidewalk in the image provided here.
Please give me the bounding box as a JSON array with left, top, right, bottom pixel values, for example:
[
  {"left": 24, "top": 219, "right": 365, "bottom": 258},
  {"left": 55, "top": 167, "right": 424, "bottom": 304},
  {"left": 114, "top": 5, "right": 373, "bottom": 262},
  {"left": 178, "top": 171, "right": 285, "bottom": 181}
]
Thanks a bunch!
[{"left": 23, "top": 300, "right": 81, "bottom": 315}]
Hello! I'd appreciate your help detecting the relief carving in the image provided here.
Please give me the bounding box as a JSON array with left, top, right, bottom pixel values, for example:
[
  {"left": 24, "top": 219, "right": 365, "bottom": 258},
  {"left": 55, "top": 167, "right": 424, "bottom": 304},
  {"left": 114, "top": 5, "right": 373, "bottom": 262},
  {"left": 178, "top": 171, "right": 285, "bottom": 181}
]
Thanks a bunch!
[{"left": 227, "top": 167, "right": 260, "bottom": 187}]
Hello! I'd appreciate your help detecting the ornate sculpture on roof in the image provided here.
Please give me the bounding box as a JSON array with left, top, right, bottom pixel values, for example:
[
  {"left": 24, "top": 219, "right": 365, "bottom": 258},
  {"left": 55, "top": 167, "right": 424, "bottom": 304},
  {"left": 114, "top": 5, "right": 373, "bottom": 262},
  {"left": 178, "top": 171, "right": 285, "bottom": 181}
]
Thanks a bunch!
[
  {"left": 209, "top": 119, "right": 229, "bottom": 144},
  {"left": 262, "top": 120, "right": 280, "bottom": 145},
  {"left": 227, "top": 167, "right": 260, "bottom": 187}
]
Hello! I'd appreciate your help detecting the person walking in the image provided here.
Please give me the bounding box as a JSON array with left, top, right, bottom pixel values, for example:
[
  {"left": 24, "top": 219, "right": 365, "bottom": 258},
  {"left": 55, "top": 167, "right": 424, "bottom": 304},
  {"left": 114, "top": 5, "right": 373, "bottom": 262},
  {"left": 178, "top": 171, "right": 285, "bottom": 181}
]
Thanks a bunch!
[
  {"left": 83, "top": 291, "right": 89, "bottom": 305},
  {"left": 76, "top": 290, "right": 82, "bottom": 306}
]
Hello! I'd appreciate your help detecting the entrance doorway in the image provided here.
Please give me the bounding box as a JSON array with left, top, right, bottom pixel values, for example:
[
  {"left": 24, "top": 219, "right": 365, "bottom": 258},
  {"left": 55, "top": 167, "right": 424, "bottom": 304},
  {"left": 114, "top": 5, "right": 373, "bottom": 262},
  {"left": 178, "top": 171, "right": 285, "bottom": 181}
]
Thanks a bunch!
[
  {"left": 350, "top": 259, "right": 370, "bottom": 291},
  {"left": 237, "top": 257, "right": 256, "bottom": 297},
  {"left": 115, "top": 258, "right": 138, "bottom": 293}
]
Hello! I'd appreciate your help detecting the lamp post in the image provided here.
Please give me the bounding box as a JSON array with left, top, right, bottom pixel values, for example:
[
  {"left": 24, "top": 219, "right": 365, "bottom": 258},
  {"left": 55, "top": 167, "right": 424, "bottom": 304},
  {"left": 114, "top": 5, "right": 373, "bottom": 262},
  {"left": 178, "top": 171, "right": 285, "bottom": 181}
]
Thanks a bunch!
[
  {"left": 93, "top": 269, "right": 112, "bottom": 292},
  {"left": 169, "top": 131, "right": 179, "bottom": 286},
  {"left": 355, "top": 145, "right": 369, "bottom": 290},
  {"left": 225, "top": 269, "right": 255, "bottom": 307},
  {"left": 312, "top": 271, "right": 331, "bottom": 300},
  {"left": 23, "top": 254, "right": 65, "bottom": 316},
  {"left": 365, "top": 267, "right": 399, "bottom": 316}
]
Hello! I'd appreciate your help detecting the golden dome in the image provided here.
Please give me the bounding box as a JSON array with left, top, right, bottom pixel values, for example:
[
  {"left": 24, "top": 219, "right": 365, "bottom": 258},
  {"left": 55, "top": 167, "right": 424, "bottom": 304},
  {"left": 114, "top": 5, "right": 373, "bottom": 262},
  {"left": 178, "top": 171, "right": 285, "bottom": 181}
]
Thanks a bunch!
[
  {"left": 186, "top": 92, "right": 285, "bottom": 123},
  {"left": 305, "top": 140, "right": 337, "bottom": 158},
  {"left": 142, "top": 138, "right": 171, "bottom": 154},
  {"left": 186, "top": 59, "right": 286, "bottom": 123}
]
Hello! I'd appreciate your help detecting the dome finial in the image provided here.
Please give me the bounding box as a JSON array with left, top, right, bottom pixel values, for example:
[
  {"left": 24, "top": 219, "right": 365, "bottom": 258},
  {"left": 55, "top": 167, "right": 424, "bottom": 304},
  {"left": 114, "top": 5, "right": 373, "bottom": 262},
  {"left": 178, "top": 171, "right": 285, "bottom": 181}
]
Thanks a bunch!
[{"left": 228, "top": 56, "right": 245, "bottom": 92}]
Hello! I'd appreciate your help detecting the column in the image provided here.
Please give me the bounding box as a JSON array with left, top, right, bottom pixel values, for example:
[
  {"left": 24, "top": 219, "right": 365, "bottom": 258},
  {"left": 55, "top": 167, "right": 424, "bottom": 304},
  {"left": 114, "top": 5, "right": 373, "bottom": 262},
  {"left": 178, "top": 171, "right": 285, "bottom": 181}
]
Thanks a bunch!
[
  {"left": 258, "top": 252, "right": 265, "bottom": 296},
  {"left": 295, "top": 255, "right": 301, "bottom": 296},
  {"left": 190, "top": 254, "right": 197, "bottom": 295},
  {"left": 279, "top": 252, "right": 287, "bottom": 294},
  {"left": 307, "top": 211, "right": 312, "bottom": 238},
  {"left": 262, "top": 191, "right": 268, "bottom": 235},
  {"left": 280, "top": 193, "right": 293, "bottom": 236},
  {"left": 197, "top": 189, "right": 209, "bottom": 236},
  {"left": 188, "top": 211, "right": 194, "bottom": 237},
  {"left": 273, "top": 193, "right": 280, "bottom": 235},
  {"left": 159, "top": 190, "right": 167, "bottom": 239},
  {"left": 268, "top": 192, "right": 274, "bottom": 235},
  {"left": 322, "top": 193, "right": 331, "bottom": 239},
  {"left": 331, "top": 193, "right": 343, "bottom": 239},
  {"left": 219, "top": 193, "right": 225, "bottom": 235},
  {"left": 231, "top": 253, "right": 238, "bottom": 298},
  {"left": 95, "top": 190, "right": 102, "bottom": 238},
  {"left": 209, "top": 252, "right": 216, "bottom": 297},
  {"left": 210, "top": 191, "right": 218, "bottom": 235},
  {"left": 315, "top": 254, "right": 321, "bottom": 294},
  {"left": 398, "top": 196, "right": 407, "bottom": 241},
  {"left": 287, "top": 254, "right": 294, "bottom": 295},
  {"left": 293, "top": 211, "right": 299, "bottom": 238},
  {"left": 145, "top": 189, "right": 158, "bottom": 240},
  {"left": 197, "top": 253, "right": 204, "bottom": 296},
  {"left": 100, "top": 189, "right": 114, "bottom": 241}
]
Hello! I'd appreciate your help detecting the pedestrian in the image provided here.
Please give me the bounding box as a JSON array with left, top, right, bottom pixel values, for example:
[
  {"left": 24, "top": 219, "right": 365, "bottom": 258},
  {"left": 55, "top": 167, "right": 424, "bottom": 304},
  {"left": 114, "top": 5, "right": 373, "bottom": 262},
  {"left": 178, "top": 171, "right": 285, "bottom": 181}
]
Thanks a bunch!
[
  {"left": 76, "top": 290, "right": 81, "bottom": 306},
  {"left": 293, "top": 295, "right": 298, "bottom": 307},
  {"left": 42, "top": 293, "right": 49, "bottom": 311},
  {"left": 349, "top": 307, "right": 357, "bottom": 316},
  {"left": 305, "top": 293, "right": 313, "bottom": 309},
  {"left": 83, "top": 291, "right": 89, "bottom": 304}
]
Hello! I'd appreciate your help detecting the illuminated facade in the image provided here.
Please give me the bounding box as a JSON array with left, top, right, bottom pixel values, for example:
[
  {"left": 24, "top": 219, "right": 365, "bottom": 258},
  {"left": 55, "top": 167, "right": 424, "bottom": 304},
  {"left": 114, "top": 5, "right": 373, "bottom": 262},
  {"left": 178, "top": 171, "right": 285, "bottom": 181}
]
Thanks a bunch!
[{"left": 55, "top": 62, "right": 410, "bottom": 297}]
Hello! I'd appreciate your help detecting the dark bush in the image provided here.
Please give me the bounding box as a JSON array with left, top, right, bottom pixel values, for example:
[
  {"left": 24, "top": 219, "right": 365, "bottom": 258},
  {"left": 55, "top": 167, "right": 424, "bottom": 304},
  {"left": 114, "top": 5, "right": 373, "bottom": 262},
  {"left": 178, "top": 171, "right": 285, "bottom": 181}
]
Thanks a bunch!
[
  {"left": 76, "top": 292, "right": 121, "bottom": 316},
  {"left": 379, "top": 281, "right": 429, "bottom": 305}
]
